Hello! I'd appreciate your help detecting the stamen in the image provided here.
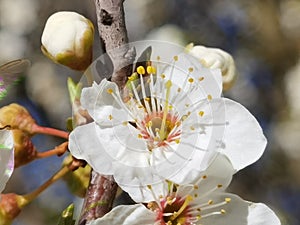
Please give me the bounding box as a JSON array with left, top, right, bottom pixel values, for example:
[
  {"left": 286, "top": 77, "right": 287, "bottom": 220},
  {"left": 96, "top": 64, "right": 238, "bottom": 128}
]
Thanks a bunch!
[
  {"left": 137, "top": 66, "right": 146, "bottom": 75},
  {"left": 139, "top": 74, "right": 152, "bottom": 114},
  {"left": 147, "top": 185, "right": 162, "bottom": 211},
  {"left": 159, "top": 80, "right": 172, "bottom": 140},
  {"left": 169, "top": 195, "right": 193, "bottom": 221}
]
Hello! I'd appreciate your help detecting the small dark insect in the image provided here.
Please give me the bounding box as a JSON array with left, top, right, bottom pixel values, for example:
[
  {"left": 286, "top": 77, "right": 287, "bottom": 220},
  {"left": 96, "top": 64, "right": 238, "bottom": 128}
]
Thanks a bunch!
[{"left": 0, "top": 59, "right": 31, "bottom": 100}]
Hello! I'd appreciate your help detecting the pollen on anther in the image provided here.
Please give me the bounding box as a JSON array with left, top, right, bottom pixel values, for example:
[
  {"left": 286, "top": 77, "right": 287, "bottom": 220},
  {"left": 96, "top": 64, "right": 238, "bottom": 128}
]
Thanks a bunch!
[
  {"left": 177, "top": 88, "right": 181, "bottom": 92},
  {"left": 208, "top": 200, "right": 213, "bottom": 205},
  {"left": 188, "top": 67, "right": 194, "bottom": 73},
  {"left": 198, "top": 76, "right": 204, "bottom": 81},
  {"left": 225, "top": 198, "right": 231, "bottom": 203},
  {"left": 173, "top": 55, "right": 178, "bottom": 61},
  {"left": 194, "top": 185, "right": 199, "bottom": 189},
  {"left": 198, "top": 111, "right": 204, "bottom": 117},
  {"left": 137, "top": 66, "right": 146, "bottom": 75},
  {"left": 221, "top": 209, "right": 226, "bottom": 214},
  {"left": 122, "top": 121, "right": 128, "bottom": 126},
  {"left": 175, "top": 139, "right": 180, "bottom": 144},
  {"left": 202, "top": 175, "right": 207, "bottom": 179},
  {"left": 188, "top": 78, "right": 194, "bottom": 83},
  {"left": 194, "top": 193, "right": 198, "bottom": 198},
  {"left": 138, "top": 134, "right": 143, "bottom": 139},
  {"left": 157, "top": 56, "right": 161, "bottom": 61},
  {"left": 108, "top": 115, "right": 113, "bottom": 120},
  {"left": 107, "top": 88, "right": 113, "bottom": 94},
  {"left": 161, "top": 74, "right": 166, "bottom": 79},
  {"left": 147, "top": 66, "right": 156, "bottom": 74},
  {"left": 207, "top": 94, "right": 212, "bottom": 100},
  {"left": 217, "top": 184, "right": 223, "bottom": 188}
]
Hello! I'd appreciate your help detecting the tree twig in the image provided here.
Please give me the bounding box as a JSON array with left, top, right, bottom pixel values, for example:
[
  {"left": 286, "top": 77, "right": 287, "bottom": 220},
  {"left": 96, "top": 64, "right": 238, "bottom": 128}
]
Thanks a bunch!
[{"left": 78, "top": 0, "right": 135, "bottom": 224}]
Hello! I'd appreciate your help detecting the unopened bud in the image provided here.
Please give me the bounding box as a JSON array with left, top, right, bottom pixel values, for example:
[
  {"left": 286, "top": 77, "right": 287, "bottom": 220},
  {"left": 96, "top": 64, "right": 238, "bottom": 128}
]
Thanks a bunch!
[
  {"left": 0, "top": 104, "right": 36, "bottom": 135},
  {"left": 12, "top": 130, "right": 37, "bottom": 168},
  {"left": 186, "top": 43, "right": 237, "bottom": 91},
  {"left": 0, "top": 193, "right": 27, "bottom": 225},
  {"left": 41, "top": 11, "right": 94, "bottom": 71},
  {"left": 62, "top": 154, "right": 91, "bottom": 198}
]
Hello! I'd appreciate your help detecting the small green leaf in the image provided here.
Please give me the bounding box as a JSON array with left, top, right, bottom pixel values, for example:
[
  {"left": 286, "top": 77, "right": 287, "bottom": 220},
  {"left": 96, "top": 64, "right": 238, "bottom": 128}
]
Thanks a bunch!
[
  {"left": 57, "top": 204, "right": 75, "bottom": 225},
  {"left": 66, "top": 117, "right": 74, "bottom": 132},
  {"left": 67, "top": 77, "right": 82, "bottom": 104}
]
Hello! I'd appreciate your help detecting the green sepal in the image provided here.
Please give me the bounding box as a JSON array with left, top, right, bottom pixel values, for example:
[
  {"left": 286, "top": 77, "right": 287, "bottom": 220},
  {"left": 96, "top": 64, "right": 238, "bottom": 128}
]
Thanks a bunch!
[
  {"left": 67, "top": 77, "right": 82, "bottom": 104},
  {"left": 57, "top": 204, "right": 76, "bottom": 225},
  {"left": 66, "top": 117, "right": 74, "bottom": 132}
]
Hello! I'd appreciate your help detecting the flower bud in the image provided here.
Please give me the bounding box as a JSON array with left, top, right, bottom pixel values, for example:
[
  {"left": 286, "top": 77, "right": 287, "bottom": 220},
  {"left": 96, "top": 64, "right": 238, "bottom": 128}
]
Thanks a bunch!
[
  {"left": 41, "top": 11, "right": 94, "bottom": 71},
  {"left": 0, "top": 193, "right": 27, "bottom": 225},
  {"left": 186, "top": 43, "right": 237, "bottom": 91},
  {"left": 0, "top": 104, "right": 36, "bottom": 135},
  {"left": 12, "top": 130, "right": 37, "bottom": 168},
  {"left": 62, "top": 154, "right": 91, "bottom": 198}
]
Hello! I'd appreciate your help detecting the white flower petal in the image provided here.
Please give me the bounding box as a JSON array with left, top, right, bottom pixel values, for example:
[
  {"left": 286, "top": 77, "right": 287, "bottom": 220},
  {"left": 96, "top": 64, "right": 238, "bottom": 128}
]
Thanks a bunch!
[
  {"left": 68, "top": 122, "right": 114, "bottom": 174},
  {"left": 160, "top": 52, "right": 222, "bottom": 100},
  {"left": 247, "top": 203, "right": 281, "bottom": 225},
  {"left": 87, "top": 204, "right": 156, "bottom": 225},
  {"left": 0, "top": 130, "right": 14, "bottom": 194},
  {"left": 81, "top": 80, "right": 131, "bottom": 126},
  {"left": 219, "top": 98, "right": 267, "bottom": 171},
  {"left": 176, "top": 153, "right": 234, "bottom": 195},
  {"left": 199, "top": 193, "right": 249, "bottom": 225}
]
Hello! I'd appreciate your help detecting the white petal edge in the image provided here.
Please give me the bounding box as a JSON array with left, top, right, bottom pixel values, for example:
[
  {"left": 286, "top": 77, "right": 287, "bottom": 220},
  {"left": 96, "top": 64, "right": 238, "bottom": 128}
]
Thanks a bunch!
[
  {"left": 0, "top": 130, "right": 14, "bottom": 194},
  {"left": 247, "top": 203, "right": 281, "bottom": 225},
  {"left": 219, "top": 98, "right": 267, "bottom": 171},
  {"left": 87, "top": 204, "right": 156, "bottom": 225}
]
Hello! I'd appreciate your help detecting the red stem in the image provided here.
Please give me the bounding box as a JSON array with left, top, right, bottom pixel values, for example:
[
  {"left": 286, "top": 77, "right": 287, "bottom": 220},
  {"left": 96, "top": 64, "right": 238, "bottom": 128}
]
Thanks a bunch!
[{"left": 32, "top": 124, "right": 69, "bottom": 139}]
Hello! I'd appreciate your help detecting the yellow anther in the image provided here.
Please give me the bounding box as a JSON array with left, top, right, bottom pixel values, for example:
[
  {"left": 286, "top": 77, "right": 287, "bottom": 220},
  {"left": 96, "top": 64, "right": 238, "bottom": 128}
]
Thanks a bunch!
[
  {"left": 177, "top": 87, "right": 181, "bottom": 92},
  {"left": 128, "top": 72, "right": 138, "bottom": 81},
  {"left": 188, "top": 67, "right": 194, "bottom": 72},
  {"left": 122, "top": 121, "right": 128, "bottom": 126},
  {"left": 108, "top": 115, "right": 113, "bottom": 120},
  {"left": 107, "top": 88, "right": 113, "bottom": 94},
  {"left": 175, "top": 139, "right": 180, "bottom": 144},
  {"left": 157, "top": 56, "right": 161, "bottom": 61},
  {"left": 198, "top": 76, "right": 204, "bottom": 81},
  {"left": 161, "top": 74, "right": 166, "bottom": 79},
  {"left": 147, "top": 66, "right": 156, "bottom": 74},
  {"left": 146, "top": 121, "right": 152, "bottom": 128},
  {"left": 198, "top": 111, "right": 204, "bottom": 117},
  {"left": 208, "top": 200, "right": 213, "bottom": 205},
  {"left": 147, "top": 185, "right": 152, "bottom": 190},
  {"left": 217, "top": 184, "right": 223, "bottom": 188},
  {"left": 194, "top": 185, "right": 198, "bottom": 189},
  {"left": 165, "top": 80, "right": 172, "bottom": 88},
  {"left": 207, "top": 94, "right": 212, "bottom": 100},
  {"left": 194, "top": 193, "right": 198, "bottom": 198},
  {"left": 221, "top": 209, "right": 226, "bottom": 214},
  {"left": 145, "top": 97, "right": 150, "bottom": 102},
  {"left": 190, "top": 126, "right": 195, "bottom": 130},
  {"left": 196, "top": 215, "right": 201, "bottom": 220},
  {"left": 188, "top": 77, "right": 194, "bottom": 83},
  {"left": 225, "top": 198, "right": 231, "bottom": 203},
  {"left": 173, "top": 55, "right": 178, "bottom": 61},
  {"left": 202, "top": 175, "right": 207, "bottom": 179},
  {"left": 137, "top": 66, "right": 146, "bottom": 75},
  {"left": 138, "top": 134, "right": 143, "bottom": 139},
  {"left": 196, "top": 208, "right": 201, "bottom": 212}
]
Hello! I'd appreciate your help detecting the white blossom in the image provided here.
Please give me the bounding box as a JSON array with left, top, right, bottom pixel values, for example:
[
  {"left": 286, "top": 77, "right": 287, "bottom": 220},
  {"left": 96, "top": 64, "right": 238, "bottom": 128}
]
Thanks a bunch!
[
  {"left": 87, "top": 154, "right": 281, "bottom": 225},
  {"left": 69, "top": 49, "right": 266, "bottom": 200}
]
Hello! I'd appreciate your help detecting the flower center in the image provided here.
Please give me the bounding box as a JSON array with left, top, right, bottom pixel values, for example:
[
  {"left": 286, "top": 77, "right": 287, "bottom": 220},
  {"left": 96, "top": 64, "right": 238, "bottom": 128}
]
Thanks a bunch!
[{"left": 151, "top": 195, "right": 193, "bottom": 225}]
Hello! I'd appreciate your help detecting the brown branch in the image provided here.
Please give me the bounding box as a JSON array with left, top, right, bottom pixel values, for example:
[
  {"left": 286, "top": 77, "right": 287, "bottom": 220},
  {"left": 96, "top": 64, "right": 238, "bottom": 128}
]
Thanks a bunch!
[
  {"left": 95, "top": 0, "right": 136, "bottom": 89},
  {"left": 78, "top": 0, "right": 135, "bottom": 224}
]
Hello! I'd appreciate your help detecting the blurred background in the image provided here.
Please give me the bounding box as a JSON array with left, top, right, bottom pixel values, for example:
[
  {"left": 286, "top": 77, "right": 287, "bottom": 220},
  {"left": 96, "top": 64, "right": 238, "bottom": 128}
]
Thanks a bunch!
[{"left": 1, "top": 0, "right": 299, "bottom": 224}]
